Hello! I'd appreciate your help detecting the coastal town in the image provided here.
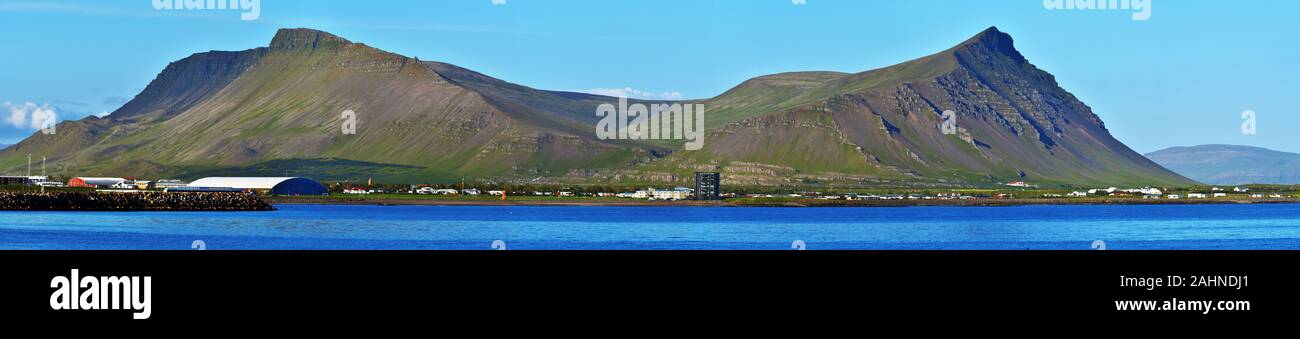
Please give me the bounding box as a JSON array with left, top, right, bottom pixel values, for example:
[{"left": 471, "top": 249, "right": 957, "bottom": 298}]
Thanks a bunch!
[{"left": 2, "top": 168, "right": 1300, "bottom": 207}]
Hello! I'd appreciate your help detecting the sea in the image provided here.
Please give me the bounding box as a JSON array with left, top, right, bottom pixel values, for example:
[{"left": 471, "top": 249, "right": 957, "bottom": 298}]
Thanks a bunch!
[{"left": 3, "top": 204, "right": 1300, "bottom": 250}]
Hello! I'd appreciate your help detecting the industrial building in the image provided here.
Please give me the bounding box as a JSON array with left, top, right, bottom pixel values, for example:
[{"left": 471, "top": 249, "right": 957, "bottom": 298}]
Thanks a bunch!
[
  {"left": 693, "top": 172, "right": 722, "bottom": 200},
  {"left": 67, "top": 177, "right": 127, "bottom": 188},
  {"left": 0, "top": 176, "right": 48, "bottom": 186},
  {"left": 187, "top": 177, "right": 328, "bottom": 196}
]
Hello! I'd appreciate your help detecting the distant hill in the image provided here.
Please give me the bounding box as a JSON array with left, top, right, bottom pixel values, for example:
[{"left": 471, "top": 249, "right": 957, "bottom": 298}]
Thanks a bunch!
[
  {"left": 0, "top": 27, "right": 1194, "bottom": 187},
  {"left": 1146, "top": 145, "right": 1300, "bottom": 185}
]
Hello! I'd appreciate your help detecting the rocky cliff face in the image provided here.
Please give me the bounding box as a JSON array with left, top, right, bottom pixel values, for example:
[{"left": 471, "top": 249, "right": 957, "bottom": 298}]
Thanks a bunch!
[
  {"left": 624, "top": 27, "right": 1193, "bottom": 187},
  {"left": 1, "top": 27, "right": 1193, "bottom": 187}
]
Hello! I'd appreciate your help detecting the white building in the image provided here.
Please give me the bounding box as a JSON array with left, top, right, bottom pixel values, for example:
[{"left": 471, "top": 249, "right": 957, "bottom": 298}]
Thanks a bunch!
[
  {"left": 187, "top": 177, "right": 329, "bottom": 195},
  {"left": 1121, "top": 187, "right": 1163, "bottom": 196},
  {"left": 1088, "top": 187, "right": 1118, "bottom": 194},
  {"left": 1068, "top": 191, "right": 1088, "bottom": 197},
  {"left": 1188, "top": 193, "right": 1207, "bottom": 199},
  {"left": 650, "top": 188, "right": 693, "bottom": 200}
]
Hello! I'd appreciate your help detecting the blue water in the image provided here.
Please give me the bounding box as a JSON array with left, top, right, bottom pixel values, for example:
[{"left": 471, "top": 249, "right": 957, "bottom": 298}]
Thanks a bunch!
[{"left": 2, "top": 204, "right": 1300, "bottom": 250}]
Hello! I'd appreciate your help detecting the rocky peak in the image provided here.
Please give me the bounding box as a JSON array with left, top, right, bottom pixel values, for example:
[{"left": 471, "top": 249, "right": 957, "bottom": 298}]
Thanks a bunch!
[
  {"left": 269, "top": 28, "right": 353, "bottom": 51},
  {"left": 955, "top": 26, "right": 1027, "bottom": 65}
]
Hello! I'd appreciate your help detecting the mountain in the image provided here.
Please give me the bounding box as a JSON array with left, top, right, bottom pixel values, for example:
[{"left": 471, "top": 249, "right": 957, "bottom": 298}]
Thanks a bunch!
[
  {"left": 1146, "top": 145, "right": 1300, "bottom": 185},
  {"left": 616, "top": 27, "right": 1193, "bottom": 187},
  {"left": 0, "top": 27, "right": 1194, "bottom": 188}
]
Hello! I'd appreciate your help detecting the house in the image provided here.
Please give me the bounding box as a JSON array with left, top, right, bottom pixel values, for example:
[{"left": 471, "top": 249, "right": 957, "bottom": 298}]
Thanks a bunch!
[
  {"left": 1068, "top": 191, "right": 1088, "bottom": 197},
  {"left": 462, "top": 188, "right": 481, "bottom": 195},
  {"left": 1213, "top": 193, "right": 1228, "bottom": 198},
  {"left": 558, "top": 191, "right": 575, "bottom": 197},
  {"left": 1166, "top": 194, "right": 1182, "bottom": 199},
  {"left": 434, "top": 189, "right": 460, "bottom": 195},
  {"left": 1188, "top": 193, "right": 1207, "bottom": 199},
  {"left": 1251, "top": 194, "right": 1264, "bottom": 198},
  {"left": 415, "top": 187, "right": 437, "bottom": 194},
  {"left": 1006, "top": 181, "right": 1031, "bottom": 187},
  {"left": 1234, "top": 187, "right": 1250, "bottom": 193},
  {"left": 343, "top": 187, "right": 371, "bottom": 194},
  {"left": 488, "top": 190, "right": 506, "bottom": 196}
]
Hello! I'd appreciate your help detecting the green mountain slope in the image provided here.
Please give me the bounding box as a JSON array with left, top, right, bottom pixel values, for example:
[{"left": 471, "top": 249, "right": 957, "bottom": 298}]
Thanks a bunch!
[
  {"left": 1, "top": 29, "right": 656, "bottom": 181},
  {"left": 1, "top": 27, "right": 1194, "bottom": 188},
  {"left": 1146, "top": 145, "right": 1300, "bottom": 185}
]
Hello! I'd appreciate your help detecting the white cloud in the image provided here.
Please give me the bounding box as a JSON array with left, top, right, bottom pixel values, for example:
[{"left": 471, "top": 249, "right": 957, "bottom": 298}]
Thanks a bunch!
[
  {"left": 580, "top": 87, "right": 685, "bottom": 101},
  {"left": 3, "top": 102, "right": 58, "bottom": 130}
]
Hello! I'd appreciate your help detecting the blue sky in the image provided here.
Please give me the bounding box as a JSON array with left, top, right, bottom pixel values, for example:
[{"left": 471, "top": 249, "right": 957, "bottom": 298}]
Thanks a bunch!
[{"left": 1, "top": 0, "right": 1297, "bottom": 154}]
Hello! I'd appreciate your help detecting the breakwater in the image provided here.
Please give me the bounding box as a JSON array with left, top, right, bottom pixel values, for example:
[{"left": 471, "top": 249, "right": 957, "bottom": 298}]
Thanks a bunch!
[{"left": 0, "top": 192, "right": 275, "bottom": 211}]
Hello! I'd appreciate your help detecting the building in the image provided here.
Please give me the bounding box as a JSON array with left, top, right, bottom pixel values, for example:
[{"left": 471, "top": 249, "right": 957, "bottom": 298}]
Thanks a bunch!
[
  {"left": 649, "top": 188, "right": 693, "bottom": 200},
  {"left": 187, "top": 177, "right": 328, "bottom": 196},
  {"left": 68, "top": 177, "right": 127, "bottom": 188},
  {"left": 154, "top": 180, "right": 189, "bottom": 189},
  {"left": 163, "top": 187, "right": 246, "bottom": 193},
  {"left": 1188, "top": 193, "right": 1207, "bottom": 199},
  {"left": 0, "top": 176, "right": 48, "bottom": 186},
  {"left": 693, "top": 172, "right": 722, "bottom": 200}
]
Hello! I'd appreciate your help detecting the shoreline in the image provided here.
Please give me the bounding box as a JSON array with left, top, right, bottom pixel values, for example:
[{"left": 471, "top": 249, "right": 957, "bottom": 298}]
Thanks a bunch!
[
  {"left": 0, "top": 191, "right": 275, "bottom": 211},
  {"left": 263, "top": 196, "right": 1300, "bottom": 208}
]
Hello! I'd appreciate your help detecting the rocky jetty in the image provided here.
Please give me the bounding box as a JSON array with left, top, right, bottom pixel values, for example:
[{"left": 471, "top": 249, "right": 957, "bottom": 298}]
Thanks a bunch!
[{"left": 0, "top": 192, "right": 275, "bottom": 211}]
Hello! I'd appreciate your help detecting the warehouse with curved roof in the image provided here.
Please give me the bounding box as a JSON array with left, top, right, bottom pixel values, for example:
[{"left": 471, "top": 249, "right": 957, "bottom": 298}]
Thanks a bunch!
[{"left": 187, "top": 177, "right": 328, "bottom": 196}]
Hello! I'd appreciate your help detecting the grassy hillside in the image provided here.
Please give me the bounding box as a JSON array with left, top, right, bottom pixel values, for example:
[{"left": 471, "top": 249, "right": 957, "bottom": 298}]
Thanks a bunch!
[{"left": 0, "top": 27, "right": 1195, "bottom": 188}]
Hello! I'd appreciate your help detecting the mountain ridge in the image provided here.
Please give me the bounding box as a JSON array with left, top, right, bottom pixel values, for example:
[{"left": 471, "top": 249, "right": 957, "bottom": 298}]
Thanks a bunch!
[
  {"left": 0, "top": 27, "right": 1194, "bottom": 188},
  {"left": 1146, "top": 145, "right": 1300, "bottom": 185}
]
